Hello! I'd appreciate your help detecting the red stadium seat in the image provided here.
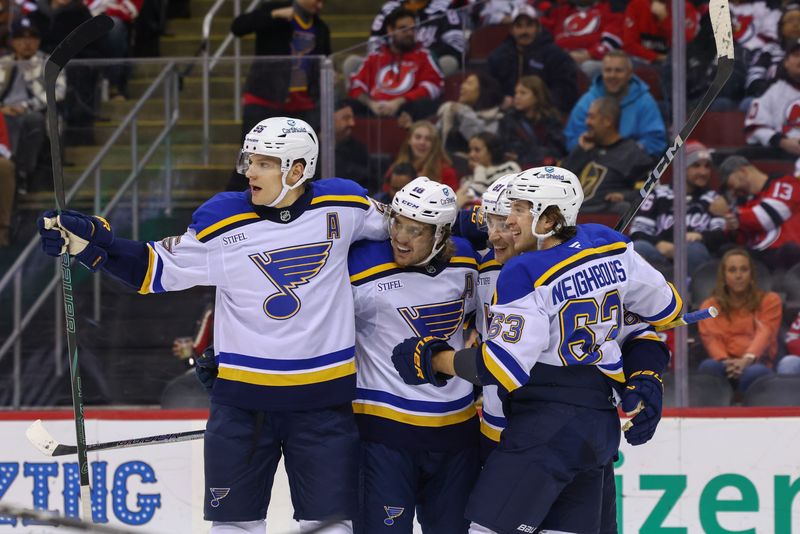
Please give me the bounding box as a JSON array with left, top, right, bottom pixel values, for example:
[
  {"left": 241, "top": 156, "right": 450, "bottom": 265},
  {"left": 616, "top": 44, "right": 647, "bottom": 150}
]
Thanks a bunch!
[
  {"left": 444, "top": 72, "right": 468, "bottom": 102},
  {"left": 468, "top": 24, "right": 510, "bottom": 60},
  {"left": 351, "top": 117, "right": 409, "bottom": 158},
  {"left": 633, "top": 65, "right": 663, "bottom": 101},
  {"left": 693, "top": 111, "right": 746, "bottom": 148},
  {"left": 577, "top": 213, "right": 618, "bottom": 227}
]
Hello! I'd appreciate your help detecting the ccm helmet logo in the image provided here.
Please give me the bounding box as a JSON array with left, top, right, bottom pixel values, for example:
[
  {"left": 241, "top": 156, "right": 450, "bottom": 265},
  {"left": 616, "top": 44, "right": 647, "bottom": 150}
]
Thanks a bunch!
[{"left": 400, "top": 199, "right": 420, "bottom": 209}]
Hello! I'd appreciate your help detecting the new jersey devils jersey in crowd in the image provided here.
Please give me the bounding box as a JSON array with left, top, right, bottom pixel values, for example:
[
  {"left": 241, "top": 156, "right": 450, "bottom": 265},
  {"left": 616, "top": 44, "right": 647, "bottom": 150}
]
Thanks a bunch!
[
  {"left": 734, "top": 174, "right": 800, "bottom": 251},
  {"left": 137, "top": 179, "right": 387, "bottom": 412},
  {"left": 630, "top": 185, "right": 726, "bottom": 243},
  {"left": 729, "top": 0, "right": 780, "bottom": 52},
  {"left": 550, "top": 1, "right": 623, "bottom": 59},
  {"left": 348, "top": 43, "right": 444, "bottom": 102},
  {"left": 745, "top": 79, "right": 800, "bottom": 146},
  {"left": 349, "top": 238, "right": 479, "bottom": 451}
]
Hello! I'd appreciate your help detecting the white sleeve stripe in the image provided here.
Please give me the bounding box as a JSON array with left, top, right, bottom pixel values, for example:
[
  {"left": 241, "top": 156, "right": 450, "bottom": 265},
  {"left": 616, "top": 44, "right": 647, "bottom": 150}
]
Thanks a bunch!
[
  {"left": 762, "top": 198, "right": 792, "bottom": 221},
  {"left": 752, "top": 204, "right": 779, "bottom": 231},
  {"left": 421, "top": 81, "right": 441, "bottom": 100}
]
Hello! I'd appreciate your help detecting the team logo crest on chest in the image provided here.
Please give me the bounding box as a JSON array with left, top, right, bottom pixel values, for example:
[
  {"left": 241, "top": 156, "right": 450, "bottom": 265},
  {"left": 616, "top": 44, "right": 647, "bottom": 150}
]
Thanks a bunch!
[
  {"left": 249, "top": 241, "right": 333, "bottom": 320},
  {"left": 398, "top": 299, "right": 466, "bottom": 340}
]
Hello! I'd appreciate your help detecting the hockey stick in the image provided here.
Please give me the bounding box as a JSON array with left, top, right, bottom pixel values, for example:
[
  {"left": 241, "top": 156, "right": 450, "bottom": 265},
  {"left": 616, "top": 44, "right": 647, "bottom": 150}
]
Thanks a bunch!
[
  {"left": 0, "top": 502, "right": 146, "bottom": 533},
  {"left": 654, "top": 306, "right": 718, "bottom": 332},
  {"left": 614, "top": 0, "right": 734, "bottom": 233},
  {"left": 26, "top": 419, "right": 204, "bottom": 456},
  {"left": 45, "top": 14, "right": 114, "bottom": 522}
]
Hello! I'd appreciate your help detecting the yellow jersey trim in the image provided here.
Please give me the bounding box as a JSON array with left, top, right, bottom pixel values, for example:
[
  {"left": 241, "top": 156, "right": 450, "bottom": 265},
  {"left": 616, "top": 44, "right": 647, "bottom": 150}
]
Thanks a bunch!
[
  {"left": 138, "top": 244, "right": 156, "bottom": 295},
  {"left": 349, "top": 262, "right": 400, "bottom": 283},
  {"left": 482, "top": 344, "right": 519, "bottom": 392},
  {"left": 534, "top": 241, "right": 629, "bottom": 288},
  {"left": 196, "top": 212, "right": 260, "bottom": 241},
  {"left": 479, "top": 259, "right": 502, "bottom": 271},
  {"left": 293, "top": 13, "right": 313, "bottom": 30},
  {"left": 311, "top": 194, "right": 371, "bottom": 207},
  {"left": 218, "top": 360, "right": 356, "bottom": 386},
  {"left": 450, "top": 255, "right": 478, "bottom": 266},
  {"left": 649, "top": 283, "right": 683, "bottom": 326},
  {"left": 480, "top": 419, "right": 502, "bottom": 442},
  {"left": 601, "top": 369, "right": 626, "bottom": 383},
  {"left": 352, "top": 402, "right": 476, "bottom": 427}
]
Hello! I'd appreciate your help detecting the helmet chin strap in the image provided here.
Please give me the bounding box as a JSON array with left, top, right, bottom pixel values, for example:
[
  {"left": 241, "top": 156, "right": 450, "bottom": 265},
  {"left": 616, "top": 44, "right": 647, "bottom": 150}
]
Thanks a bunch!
[
  {"left": 265, "top": 166, "right": 304, "bottom": 208},
  {"left": 414, "top": 226, "right": 446, "bottom": 266},
  {"left": 529, "top": 210, "right": 559, "bottom": 250}
]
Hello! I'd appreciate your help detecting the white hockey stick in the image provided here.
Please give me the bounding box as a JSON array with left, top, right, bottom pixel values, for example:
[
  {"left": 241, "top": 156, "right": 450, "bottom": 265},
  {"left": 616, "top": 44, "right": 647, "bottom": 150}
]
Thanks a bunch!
[
  {"left": 26, "top": 419, "right": 204, "bottom": 457},
  {"left": 615, "top": 0, "right": 734, "bottom": 233}
]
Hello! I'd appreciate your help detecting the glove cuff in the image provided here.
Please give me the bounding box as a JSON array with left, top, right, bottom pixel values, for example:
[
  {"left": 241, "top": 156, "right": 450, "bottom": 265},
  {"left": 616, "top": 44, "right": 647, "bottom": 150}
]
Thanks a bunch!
[{"left": 627, "top": 370, "right": 663, "bottom": 387}]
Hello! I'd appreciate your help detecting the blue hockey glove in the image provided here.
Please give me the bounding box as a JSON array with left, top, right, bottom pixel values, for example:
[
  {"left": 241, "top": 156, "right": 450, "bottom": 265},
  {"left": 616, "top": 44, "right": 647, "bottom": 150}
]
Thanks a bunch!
[
  {"left": 195, "top": 346, "right": 218, "bottom": 393},
  {"left": 391, "top": 336, "right": 452, "bottom": 387},
  {"left": 620, "top": 370, "right": 663, "bottom": 446},
  {"left": 37, "top": 210, "right": 114, "bottom": 272}
]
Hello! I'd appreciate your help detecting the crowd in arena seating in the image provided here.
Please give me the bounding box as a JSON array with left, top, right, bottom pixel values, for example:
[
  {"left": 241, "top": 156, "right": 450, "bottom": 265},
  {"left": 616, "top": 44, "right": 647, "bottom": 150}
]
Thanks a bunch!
[{"left": 329, "top": 0, "right": 800, "bottom": 395}]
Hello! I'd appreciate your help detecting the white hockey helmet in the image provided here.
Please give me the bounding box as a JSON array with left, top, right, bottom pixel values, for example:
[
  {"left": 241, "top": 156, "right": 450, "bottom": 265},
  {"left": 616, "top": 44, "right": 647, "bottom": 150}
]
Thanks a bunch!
[
  {"left": 507, "top": 166, "right": 584, "bottom": 240},
  {"left": 480, "top": 173, "right": 516, "bottom": 229},
  {"left": 391, "top": 176, "right": 458, "bottom": 265},
  {"left": 237, "top": 117, "right": 319, "bottom": 207}
]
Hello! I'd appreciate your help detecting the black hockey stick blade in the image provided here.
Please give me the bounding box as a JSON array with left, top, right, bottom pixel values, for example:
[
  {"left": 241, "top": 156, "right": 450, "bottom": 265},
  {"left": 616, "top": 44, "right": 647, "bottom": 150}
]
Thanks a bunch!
[
  {"left": 26, "top": 419, "right": 205, "bottom": 456},
  {"left": 45, "top": 14, "right": 113, "bottom": 72},
  {"left": 614, "top": 0, "right": 734, "bottom": 233}
]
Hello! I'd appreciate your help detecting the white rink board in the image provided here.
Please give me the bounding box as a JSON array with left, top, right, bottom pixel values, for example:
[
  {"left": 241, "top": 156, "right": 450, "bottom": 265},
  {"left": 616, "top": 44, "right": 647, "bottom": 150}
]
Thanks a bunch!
[{"left": 0, "top": 413, "right": 798, "bottom": 533}]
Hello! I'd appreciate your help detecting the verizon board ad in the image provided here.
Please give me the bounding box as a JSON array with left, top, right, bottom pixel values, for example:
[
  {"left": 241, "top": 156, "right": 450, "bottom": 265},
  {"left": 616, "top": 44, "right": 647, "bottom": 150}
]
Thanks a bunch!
[{"left": 0, "top": 412, "right": 798, "bottom": 533}]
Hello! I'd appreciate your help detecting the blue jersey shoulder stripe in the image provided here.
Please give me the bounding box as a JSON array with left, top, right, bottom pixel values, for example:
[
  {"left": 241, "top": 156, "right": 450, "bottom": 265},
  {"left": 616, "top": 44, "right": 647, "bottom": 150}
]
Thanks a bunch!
[
  {"left": 190, "top": 192, "right": 261, "bottom": 243},
  {"left": 481, "top": 410, "right": 507, "bottom": 428},
  {"left": 493, "top": 256, "right": 536, "bottom": 305},
  {"left": 309, "top": 178, "right": 371, "bottom": 209},
  {"left": 348, "top": 239, "right": 397, "bottom": 285},
  {"left": 638, "top": 282, "right": 683, "bottom": 326},
  {"left": 533, "top": 242, "right": 628, "bottom": 288}
]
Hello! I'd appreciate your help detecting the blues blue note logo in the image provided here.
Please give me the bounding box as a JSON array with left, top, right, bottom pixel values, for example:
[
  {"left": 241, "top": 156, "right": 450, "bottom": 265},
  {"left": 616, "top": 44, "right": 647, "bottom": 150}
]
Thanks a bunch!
[
  {"left": 209, "top": 488, "right": 230, "bottom": 508},
  {"left": 398, "top": 299, "right": 465, "bottom": 339},
  {"left": 383, "top": 506, "right": 404, "bottom": 526},
  {"left": 249, "top": 241, "right": 332, "bottom": 320}
]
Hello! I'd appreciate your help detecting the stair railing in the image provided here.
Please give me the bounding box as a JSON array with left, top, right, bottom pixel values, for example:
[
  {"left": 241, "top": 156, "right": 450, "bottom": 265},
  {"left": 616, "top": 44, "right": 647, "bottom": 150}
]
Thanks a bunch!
[{"left": 0, "top": 60, "right": 181, "bottom": 408}]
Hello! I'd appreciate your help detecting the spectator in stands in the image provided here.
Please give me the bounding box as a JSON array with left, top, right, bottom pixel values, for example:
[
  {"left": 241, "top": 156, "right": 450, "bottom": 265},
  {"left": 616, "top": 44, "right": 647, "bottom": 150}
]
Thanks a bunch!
[
  {"left": 349, "top": 8, "right": 443, "bottom": 123},
  {"left": 436, "top": 71, "right": 503, "bottom": 157},
  {"left": 622, "top": 0, "right": 700, "bottom": 64},
  {"left": 564, "top": 50, "right": 666, "bottom": 157},
  {"left": 0, "top": 18, "right": 64, "bottom": 195},
  {"left": 498, "top": 75, "right": 565, "bottom": 168},
  {"left": 698, "top": 248, "right": 782, "bottom": 392},
  {"left": 476, "top": 0, "right": 530, "bottom": 25},
  {"left": 488, "top": 4, "right": 579, "bottom": 114},
  {"left": 549, "top": 0, "right": 624, "bottom": 79},
  {"left": 745, "top": 2, "right": 800, "bottom": 100},
  {"left": 375, "top": 161, "right": 416, "bottom": 203},
  {"left": 368, "top": 0, "right": 463, "bottom": 75},
  {"left": 561, "top": 96, "right": 653, "bottom": 214},
  {"left": 0, "top": 113, "right": 13, "bottom": 247},
  {"left": 730, "top": 0, "right": 780, "bottom": 59},
  {"left": 30, "top": 0, "right": 98, "bottom": 146},
  {"left": 717, "top": 155, "right": 800, "bottom": 270},
  {"left": 389, "top": 120, "right": 458, "bottom": 190},
  {"left": 231, "top": 0, "right": 330, "bottom": 139},
  {"left": 87, "top": 0, "right": 143, "bottom": 100},
  {"left": 457, "top": 132, "right": 520, "bottom": 206},
  {"left": 780, "top": 311, "right": 800, "bottom": 375},
  {"left": 745, "top": 38, "right": 800, "bottom": 158},
  {"left": 630, "top": 141, "right": 729, "bottom": 275},
  {"left": 334, "top": 101, "right": 370, "bottom": 190}
]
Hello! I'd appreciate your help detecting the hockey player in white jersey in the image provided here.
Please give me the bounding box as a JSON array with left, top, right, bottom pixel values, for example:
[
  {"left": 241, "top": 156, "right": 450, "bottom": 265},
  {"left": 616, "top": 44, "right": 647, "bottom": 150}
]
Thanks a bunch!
[
  {"left": 392, "top": 166, "right": 680, "bottom": 533},
  {"left": 348, "top": 177, "right": 480, "bottom": 533},
  {"left": 37, "top": 117, "right": 387, "bottom": 534},
  {"left": 473, "top": 174, "right": 517, "bottom": 458}
]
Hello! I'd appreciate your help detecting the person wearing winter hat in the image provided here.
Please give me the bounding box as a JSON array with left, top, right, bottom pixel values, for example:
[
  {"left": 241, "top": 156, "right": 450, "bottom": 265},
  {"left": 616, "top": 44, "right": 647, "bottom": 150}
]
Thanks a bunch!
[{"left": 629, "top": 141, "right": 730, "bottom": 276}]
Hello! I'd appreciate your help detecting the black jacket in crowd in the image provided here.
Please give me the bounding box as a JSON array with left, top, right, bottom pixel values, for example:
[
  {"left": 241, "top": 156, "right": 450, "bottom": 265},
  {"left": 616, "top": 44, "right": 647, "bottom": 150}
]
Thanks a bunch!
[
  {"left": 488, "top": 30, "right": 578, "bottom": 114},
  {"left": 231, "top": 1, "right": 331, "bottom": 104},
  {"left": 498, "top": 109, "right": 566, "bottom": 168}
]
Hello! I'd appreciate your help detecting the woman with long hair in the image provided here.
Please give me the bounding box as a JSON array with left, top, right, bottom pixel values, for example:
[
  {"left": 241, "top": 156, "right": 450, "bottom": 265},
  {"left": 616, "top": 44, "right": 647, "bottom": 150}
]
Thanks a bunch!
[
  {"left": 437, "top": 71, "right": 504, "bottom": 155},
  {"left": 390, "top": 120, "right": 458, "bottom": 190},
  {"left": 698, "top": 248, "right": 782, "bottom": 392},
  {"left": 457, "top": 131, "right": 520, "bottom": 206},
  {"left": 498, "top": 75, "right": 566, "bottom": 169}
]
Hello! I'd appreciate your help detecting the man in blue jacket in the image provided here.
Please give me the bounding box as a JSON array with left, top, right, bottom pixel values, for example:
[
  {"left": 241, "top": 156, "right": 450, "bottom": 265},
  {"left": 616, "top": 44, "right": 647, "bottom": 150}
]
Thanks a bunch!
[{"left": 564, "top": 50, "right": 666, "bottom": 157}]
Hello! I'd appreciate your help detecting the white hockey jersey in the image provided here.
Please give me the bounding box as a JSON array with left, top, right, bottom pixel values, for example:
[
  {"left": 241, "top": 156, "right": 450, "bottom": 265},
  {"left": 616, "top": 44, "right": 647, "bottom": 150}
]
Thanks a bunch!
[
  {"left": 476, "top": 249, "right": 505, "bottom": 443},
  {"left": 745, "top": 79, "right": 800, "bottom": 147},
  {"left": 479, "top": 224, "right": 682, "bottom": 397},
  {"left": 138, "top": 178, "right": 387, "bottom": 411},
  {"left": 349, "top": 237, "right": 479, "bottom": 451},
  {"left": 730, "top": 1, "right": 780, "bottom": 52}
]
